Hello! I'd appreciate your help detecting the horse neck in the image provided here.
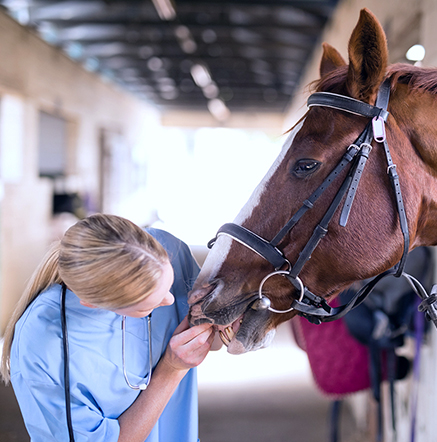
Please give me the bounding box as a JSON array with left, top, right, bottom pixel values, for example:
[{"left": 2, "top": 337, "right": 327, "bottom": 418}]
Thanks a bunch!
[{"left": 392, "top": 84, "right": 437, "bottom": 247}]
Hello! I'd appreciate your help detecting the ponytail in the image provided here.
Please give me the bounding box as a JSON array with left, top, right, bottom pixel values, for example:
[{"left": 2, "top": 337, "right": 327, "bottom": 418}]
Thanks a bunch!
[{"left": 1, "top": 241, "right": 62, "bottom": 384}]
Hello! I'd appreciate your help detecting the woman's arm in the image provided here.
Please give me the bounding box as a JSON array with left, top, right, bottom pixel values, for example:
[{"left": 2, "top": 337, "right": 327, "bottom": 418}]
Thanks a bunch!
[{"left": 117, "top": 317, "right": 214, "bottom": 442}]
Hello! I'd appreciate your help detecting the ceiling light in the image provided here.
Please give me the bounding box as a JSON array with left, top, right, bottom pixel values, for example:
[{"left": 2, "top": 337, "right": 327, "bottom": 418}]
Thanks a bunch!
[
  {"left": 207, "top": 98, "right": 230, "bottom": 122},
  {"left": 161, "top": 89, "right": 179, "bottom": 100},
  {"left": 5, "top": 0, "right": 30, "bottom": 24},
  {"left": 38, "top": 22, "right": 58, "bottom": 44},
  {"left": 180, "top": 40, "right": 197, "bottom": 54},
  {"left": 147, "top": 57, "right": 164, "bottom": 71},
  {"left": 174, "top": 26, "right": 197, "bottom": 54},
  {"left": 151, "top": 0, "right": 176, "bottom": 21},
  {"left": 138, "top": 46, "right": 154, "bottom": 59},
  {"left": 84, "top": 42, "right": 125, "bottom": 58},
  {"left": 83, "top": 57, "right": 99, "bottom": 72},
  {"left": 406, "top": 44, "right": 425, "bottom": 62},
  {"left": 65, "top": 41, "right": 83, "bottom": 59},
  {"left": 202, "top": 83, "right": 219, "bottom": 99},
  {"left": 190, "top": 64, "right": 212, "bottom": 88},
  {"left": 202, "top": 29, "right": 217, "bottom": 44},
  {"left": 174, "top": 25, "right": 190, "bottom": 40}
]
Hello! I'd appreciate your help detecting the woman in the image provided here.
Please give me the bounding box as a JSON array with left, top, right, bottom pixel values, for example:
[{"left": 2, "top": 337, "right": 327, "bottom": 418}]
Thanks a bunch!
[{"left": 0, "top": 213, "right": 215, "bottom": 442}]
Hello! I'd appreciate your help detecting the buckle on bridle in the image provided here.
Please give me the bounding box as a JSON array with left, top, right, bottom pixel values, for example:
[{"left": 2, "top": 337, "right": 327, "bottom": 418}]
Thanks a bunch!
[
  {"left": 345, "top": 144, "right": 360, "bottom": 161},
  {"left": 387, "top": 164, "right": 397, "bottom": 175}
]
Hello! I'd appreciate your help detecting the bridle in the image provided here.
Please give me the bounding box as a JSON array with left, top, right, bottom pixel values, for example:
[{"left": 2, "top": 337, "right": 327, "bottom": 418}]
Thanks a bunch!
[{"left": 208, "top": 79, "right": 437, "bottom": 327}]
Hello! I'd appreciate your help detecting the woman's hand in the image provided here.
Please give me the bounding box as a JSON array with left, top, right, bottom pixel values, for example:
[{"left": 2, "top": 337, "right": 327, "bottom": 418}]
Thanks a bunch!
[{"left": 162, "top": 316, "right": 214, "bottom": 371}]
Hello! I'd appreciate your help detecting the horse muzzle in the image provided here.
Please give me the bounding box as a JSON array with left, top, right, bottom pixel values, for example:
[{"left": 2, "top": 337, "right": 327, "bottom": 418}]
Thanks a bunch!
[{"left": 188, "top": 282, "right": 276, "bottom": 354}]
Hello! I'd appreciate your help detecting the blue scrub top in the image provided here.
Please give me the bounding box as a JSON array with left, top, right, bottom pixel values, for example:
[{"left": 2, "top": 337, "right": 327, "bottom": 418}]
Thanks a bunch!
[{"left": 10, "top": 228, "right": 200, "bottom": 442}]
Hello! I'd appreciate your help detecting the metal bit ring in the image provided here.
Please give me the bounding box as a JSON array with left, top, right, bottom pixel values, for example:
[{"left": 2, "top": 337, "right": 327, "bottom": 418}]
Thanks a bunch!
[{"left": 258, "top": 270, "right": 304, "bottom": 314}]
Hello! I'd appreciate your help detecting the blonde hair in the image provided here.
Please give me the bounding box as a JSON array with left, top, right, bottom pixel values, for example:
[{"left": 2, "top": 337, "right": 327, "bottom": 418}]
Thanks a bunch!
[{"left": 1, "top": 213, "right": 169, "bottom": 384}]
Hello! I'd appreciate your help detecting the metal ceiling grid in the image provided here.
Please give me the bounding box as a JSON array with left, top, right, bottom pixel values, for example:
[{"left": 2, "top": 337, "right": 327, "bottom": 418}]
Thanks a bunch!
[{"left": 0, "top": 0, "right": 339, "bottom": 118}]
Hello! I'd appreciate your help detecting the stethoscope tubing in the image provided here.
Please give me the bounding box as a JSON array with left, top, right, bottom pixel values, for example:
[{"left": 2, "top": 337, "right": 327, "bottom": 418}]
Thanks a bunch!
[
  {"left": 61, "top": 283, "right": 75, "bottom": 442},
  {"left": 61, "top": 284, "right": 153, "bottom": 442},
  {"left": 122, "top": 314, "right": 153, "bottom": 390}
]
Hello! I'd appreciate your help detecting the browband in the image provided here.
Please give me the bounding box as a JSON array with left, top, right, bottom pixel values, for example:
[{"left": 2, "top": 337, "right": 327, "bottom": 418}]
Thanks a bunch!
[{"left": 308, "top": 92, "right": 389, "bottom": 121}]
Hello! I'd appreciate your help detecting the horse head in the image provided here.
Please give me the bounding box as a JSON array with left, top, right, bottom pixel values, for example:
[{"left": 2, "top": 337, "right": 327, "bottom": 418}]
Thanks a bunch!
[{"left": 188, "top": 8, "right": 437, "bottom": 354}]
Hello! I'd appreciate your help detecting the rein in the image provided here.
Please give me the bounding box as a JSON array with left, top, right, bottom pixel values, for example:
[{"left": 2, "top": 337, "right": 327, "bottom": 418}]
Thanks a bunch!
[{"left": 208, "top": 79, "right": 437, "bottom": 327}]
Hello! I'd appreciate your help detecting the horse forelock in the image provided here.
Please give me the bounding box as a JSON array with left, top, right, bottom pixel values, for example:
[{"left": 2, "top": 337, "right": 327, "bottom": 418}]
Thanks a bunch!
[{"left": 199, "top": 121, "right": 304, "bottom": 281}]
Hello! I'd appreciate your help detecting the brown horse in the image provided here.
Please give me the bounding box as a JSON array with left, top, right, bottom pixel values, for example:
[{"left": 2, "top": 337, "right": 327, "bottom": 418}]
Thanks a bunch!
[{"left": 188, "top": 8, "right": 437, "bottom": 354}]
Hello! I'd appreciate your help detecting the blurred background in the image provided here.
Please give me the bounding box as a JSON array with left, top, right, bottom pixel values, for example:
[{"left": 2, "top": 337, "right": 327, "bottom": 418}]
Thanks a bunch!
[{"left": 1, "top": 0, "right": 437, "bottom": 440}]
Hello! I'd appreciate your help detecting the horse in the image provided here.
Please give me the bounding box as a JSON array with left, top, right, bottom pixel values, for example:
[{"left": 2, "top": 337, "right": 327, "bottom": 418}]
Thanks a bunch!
[{"left": 188, "top": 8, "right": 437, "bottom": 355}]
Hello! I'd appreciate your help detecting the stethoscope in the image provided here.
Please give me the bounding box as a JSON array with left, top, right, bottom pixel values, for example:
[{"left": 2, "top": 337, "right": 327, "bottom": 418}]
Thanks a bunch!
[
  {"left": 121, "top": 314, "right": 153, "bottom": 390},
  {"left": 61, "top": 283, "right": 153, "bottom": 441}
]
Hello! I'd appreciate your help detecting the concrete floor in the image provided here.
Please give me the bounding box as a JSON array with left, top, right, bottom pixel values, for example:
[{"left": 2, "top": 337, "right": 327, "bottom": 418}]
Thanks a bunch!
[
  {"left": 199, "top": 384, "right": 336, "bottom": 442},
  {"left": 197, "top": 323, "right": 360, "bottom": 442},
  {"left": 0, "top": 323, "right": 362, "bottom": 442}
]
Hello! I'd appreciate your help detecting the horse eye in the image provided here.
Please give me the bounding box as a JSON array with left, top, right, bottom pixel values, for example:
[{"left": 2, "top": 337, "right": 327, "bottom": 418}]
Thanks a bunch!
[{"left": 293, "top": 160, "right": 321, "bottom": 177}]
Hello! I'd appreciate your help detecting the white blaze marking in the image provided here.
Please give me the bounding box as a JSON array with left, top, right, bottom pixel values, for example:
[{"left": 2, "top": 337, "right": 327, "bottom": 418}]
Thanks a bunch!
[{"left": 199, "top": 121, "right": 304, "bottom": 280}]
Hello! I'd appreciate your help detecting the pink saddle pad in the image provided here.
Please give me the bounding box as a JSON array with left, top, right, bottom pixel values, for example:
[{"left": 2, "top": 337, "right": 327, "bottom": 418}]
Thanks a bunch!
[{"left": 291, "top": 315, "right": 370, "bottom": 397}]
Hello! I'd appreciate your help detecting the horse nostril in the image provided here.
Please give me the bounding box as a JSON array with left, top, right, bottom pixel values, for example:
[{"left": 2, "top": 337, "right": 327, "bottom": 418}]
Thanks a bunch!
[
  {"left": 188, "top": 284, "right": 215, "bottom": 305},
  {"left": 187, "top": 301, "right": 215, "bottom": 326},
  {"left": 187, "top": 294, "right": 218, "bottom": 326}
]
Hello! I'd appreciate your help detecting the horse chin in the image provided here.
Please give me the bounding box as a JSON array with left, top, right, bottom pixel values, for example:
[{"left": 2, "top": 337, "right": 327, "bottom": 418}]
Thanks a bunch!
[
  {"left": 227, "top": 304, "right": 276, "bottom": 354},
  {"left": 228, "top": 327, "right": 276, "bottom": 355}
]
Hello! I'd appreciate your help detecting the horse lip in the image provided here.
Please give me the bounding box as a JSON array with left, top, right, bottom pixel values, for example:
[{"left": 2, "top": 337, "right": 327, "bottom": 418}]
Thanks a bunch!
[
  {"left": 201, "top": 293, "right": 259, "bottom": 326},
  {"left": 227, "top": 306, "right": 274, "bottom": 354},
  {"left": 189, "top": 288, "right": 274, "bottom": 353},
  {"left": 204, "top": 294, "right": 272, "bottom": 352}
]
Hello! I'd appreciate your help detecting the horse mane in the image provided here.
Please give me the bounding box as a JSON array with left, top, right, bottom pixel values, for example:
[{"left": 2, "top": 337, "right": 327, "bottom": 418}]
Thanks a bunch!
[
  {"left": 312, "top": 63, "right": 437, "bottom": 95},
  {"left": 388, "top": 63, "right": 437, "bottom": 93}
]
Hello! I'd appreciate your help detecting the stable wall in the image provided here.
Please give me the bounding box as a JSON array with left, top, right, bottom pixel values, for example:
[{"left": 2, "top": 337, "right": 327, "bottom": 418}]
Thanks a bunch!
[{"left": 0, "top": 10, "right": 159, "bottom": 333}]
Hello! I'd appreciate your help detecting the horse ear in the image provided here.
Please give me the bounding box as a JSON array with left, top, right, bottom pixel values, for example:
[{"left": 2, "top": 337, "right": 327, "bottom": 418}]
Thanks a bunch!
[
  {"left": 320, "top": 42, "right": 346, "bottom": 77},
  {"left": 346, "top": 8, "right": 388, "bottom": 103}
]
